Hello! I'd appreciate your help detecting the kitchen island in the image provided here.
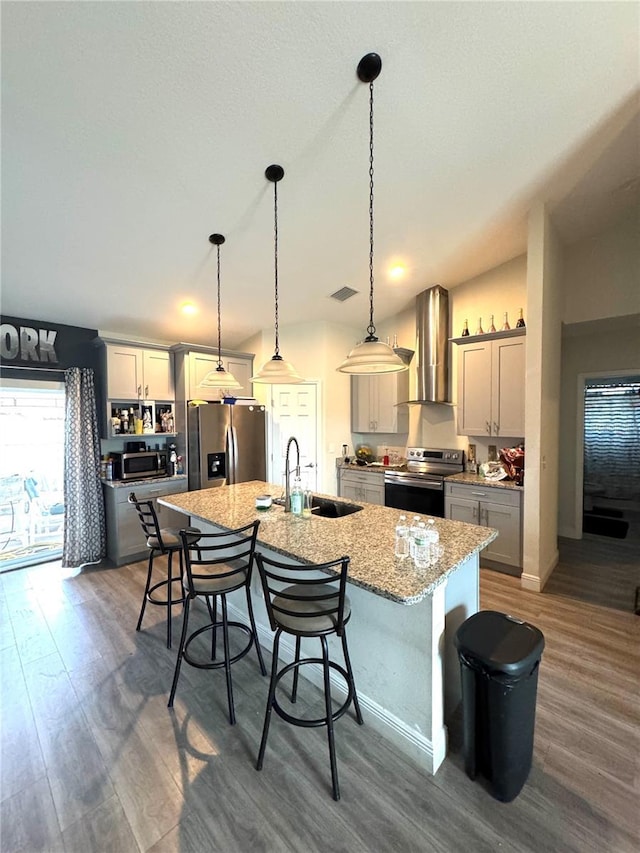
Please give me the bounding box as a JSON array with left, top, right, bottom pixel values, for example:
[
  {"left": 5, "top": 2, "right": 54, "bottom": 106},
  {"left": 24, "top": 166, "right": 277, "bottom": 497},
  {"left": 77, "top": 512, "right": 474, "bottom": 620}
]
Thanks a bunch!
[{"left": 159, "top": 481, "right": 497, "bottom": 774}]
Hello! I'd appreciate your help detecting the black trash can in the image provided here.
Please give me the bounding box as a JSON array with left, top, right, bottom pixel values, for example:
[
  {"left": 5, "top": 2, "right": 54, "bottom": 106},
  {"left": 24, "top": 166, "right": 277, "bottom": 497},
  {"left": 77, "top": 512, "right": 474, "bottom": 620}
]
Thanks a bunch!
[{"left": 454, "top": 610, "right": 545, "bottom": 803}]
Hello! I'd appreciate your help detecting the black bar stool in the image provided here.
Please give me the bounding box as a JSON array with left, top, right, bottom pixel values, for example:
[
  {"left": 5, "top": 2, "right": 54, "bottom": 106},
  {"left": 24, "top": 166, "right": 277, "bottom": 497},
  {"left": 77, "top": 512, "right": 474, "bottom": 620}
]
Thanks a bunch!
[
  {"left": 128, "top": 492, "right": 201, "bottom": 649},
  {"left": 168, "top": 521, "right": 267, "bottom": 724},
  {"left": 254, "top": 552, "right": 364, "bottom": 801}
]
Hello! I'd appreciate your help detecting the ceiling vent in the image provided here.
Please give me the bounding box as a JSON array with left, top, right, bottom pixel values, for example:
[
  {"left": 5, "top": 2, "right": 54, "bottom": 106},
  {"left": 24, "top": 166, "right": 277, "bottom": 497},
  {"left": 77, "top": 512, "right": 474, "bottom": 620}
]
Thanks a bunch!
[{"left": 330, "top": 286, "right": 359, "bottom": 302}]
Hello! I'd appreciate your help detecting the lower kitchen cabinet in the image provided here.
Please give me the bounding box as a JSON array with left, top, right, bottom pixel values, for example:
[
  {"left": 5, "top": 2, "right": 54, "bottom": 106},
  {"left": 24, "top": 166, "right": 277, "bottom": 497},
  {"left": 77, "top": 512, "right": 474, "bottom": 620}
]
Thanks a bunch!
[
  {"left": 103, "top": 478, "right": 189, "bottom": 566},
  {"left": 337, "top": 469, "right": 385, "bottom": 506},
  {"left": 444, "top": 481, "right": 522, "bottom": 574}
]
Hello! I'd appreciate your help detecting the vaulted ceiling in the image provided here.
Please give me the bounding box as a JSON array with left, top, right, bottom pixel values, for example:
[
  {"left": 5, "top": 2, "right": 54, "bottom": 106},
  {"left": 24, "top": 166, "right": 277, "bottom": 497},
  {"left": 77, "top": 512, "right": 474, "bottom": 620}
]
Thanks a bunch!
[{"left": 2, "top": 2, "right": 639, "bottom": 348}]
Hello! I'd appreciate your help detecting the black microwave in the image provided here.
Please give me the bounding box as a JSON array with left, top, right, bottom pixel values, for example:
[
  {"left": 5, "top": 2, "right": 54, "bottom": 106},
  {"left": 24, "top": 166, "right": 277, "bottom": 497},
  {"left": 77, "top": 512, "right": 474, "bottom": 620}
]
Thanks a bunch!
[{"left": 111, "top": 451, "right": 168, "bottom": 481}]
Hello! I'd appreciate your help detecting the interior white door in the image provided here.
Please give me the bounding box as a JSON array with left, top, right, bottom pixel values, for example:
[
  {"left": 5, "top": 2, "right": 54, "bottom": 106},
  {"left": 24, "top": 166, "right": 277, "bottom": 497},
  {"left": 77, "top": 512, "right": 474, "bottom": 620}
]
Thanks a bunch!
[{"left": 269, "top": 383, "right": 319, "bottom": 491}]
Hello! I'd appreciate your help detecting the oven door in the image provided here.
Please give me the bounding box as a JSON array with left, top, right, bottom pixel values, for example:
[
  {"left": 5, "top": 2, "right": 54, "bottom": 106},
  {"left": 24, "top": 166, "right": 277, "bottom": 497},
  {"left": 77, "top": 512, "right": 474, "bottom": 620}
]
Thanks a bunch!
[{"left": 384, "top": 473, "right": 445, "bottom": 517}]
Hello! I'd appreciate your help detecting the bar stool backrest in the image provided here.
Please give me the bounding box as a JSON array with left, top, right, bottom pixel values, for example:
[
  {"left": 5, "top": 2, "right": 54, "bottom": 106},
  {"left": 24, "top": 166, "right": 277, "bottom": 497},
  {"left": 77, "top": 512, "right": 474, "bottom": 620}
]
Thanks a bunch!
[
  {"left": 179, "top": 521, "right": 260, "bottom": 599},
  {"left": 128, "top": 492, "right": 168, "bottom": 552},
  {"left": 255, "top": 553, "right": 350, "bottom": 637}
]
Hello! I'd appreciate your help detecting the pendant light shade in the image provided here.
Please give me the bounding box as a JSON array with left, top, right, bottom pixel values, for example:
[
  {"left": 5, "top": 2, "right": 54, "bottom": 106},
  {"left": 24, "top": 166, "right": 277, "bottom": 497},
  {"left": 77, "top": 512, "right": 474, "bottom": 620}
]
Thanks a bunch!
[
  {"left": 251, "top": 165, "right": 303, "bottom": 385},
  {"left": 337, "top": 53, "right": 407, "bottom": 376},
  {"left": 198, "top": 234, "right": 242, "bottom": 390}
]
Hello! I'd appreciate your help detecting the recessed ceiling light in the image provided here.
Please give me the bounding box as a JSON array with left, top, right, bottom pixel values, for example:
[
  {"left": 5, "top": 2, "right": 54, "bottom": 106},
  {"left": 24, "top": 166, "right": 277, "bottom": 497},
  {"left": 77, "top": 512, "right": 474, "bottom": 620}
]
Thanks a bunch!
[
  {"left": 181, "top": 302, "right": 198, "bottom": 316},
  {"left": 389, "top": 264, "right": 406, "bottom": 280}
]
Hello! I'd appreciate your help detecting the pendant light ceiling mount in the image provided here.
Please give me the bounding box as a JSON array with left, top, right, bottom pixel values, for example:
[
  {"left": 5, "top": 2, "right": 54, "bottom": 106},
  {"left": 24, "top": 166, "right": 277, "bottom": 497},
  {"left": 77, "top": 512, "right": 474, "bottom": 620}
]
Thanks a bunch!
[
  {"left": 198, "top": 232, "right": 241, "bottom": 391},
  {"left": 251, "top": 164, "right": 303, "bottom": 384},
  {"left": 357, "top": 52, "right": 382, "bottom": 84},
  {"left": 337, "top": 52, "right": 408, "bottom": 375}
]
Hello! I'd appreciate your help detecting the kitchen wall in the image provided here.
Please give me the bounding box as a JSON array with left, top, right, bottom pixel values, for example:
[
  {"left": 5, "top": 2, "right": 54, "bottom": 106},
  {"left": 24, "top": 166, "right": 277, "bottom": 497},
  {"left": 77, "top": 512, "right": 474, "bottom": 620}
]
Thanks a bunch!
[
  {"left": 239, "top": 320, "right": 359, "bottom": 494},
  {"left": 375, "top": 256, "right": 528, "bottom": 460},
  {"left": 559, "top": 325, "right": 640, "bottom": 537},
  {"left": 563, "top": 203, "right": 640, "bottom": 323},
  {"left": 557, "top": 200, "right": 640, "bottom": 537}
]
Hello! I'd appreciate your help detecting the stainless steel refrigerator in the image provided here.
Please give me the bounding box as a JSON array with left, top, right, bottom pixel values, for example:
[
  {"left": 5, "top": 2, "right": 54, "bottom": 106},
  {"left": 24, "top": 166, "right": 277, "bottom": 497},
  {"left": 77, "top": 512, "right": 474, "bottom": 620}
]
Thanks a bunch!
[{"left": 187, "top": 403, "right": 267, "bottom": 490}]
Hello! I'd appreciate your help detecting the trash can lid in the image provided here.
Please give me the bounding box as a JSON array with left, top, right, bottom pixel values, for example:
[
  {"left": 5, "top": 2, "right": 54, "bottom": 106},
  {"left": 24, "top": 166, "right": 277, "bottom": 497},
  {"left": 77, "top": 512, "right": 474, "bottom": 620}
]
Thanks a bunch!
[{"left": 454, "top": 610, "right": 545, "bottom": 676}]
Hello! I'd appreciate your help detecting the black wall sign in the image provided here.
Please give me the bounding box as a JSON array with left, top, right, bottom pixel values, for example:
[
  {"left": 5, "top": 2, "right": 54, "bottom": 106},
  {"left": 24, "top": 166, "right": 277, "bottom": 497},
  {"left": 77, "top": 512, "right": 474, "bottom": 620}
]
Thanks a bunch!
[{"left": 0, "top": 315, "right": 99, "bottom": 375}]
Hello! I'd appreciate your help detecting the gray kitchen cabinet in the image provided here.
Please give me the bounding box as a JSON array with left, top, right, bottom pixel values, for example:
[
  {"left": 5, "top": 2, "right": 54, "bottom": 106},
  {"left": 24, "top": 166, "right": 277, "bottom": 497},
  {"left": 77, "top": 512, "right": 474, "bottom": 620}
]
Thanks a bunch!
[
  {"left": 351, "top": 369, "right": 410, "bottom": 434},
  {"left": 444, "top": 480, "right": 522, "bottom": 572},
  {"left": 103, "top": 478, "right": 189, "bottom": 566},
  {"left": 454, "top": 331, "right": 525, "bottom": 438},
  {"left": 338, "top": 468, "right": 385, "bottom": 505},
  {"left": 104, "top": 342, "right": 174, "bottom": 401},
  {"left": 173, "top": 348, "right": 254, "bottom": 402}
]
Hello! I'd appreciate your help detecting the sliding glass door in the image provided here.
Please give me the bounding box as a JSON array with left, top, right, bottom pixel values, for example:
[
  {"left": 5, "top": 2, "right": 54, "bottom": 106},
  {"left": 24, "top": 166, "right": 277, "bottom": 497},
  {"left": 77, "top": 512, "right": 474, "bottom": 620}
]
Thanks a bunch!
[{"left": 0, "top": 379, "right": 66, "bottom": 572}]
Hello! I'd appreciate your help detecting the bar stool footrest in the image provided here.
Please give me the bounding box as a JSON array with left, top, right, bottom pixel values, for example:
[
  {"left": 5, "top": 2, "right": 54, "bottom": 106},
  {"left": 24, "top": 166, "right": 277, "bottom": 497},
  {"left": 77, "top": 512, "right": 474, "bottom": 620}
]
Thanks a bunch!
[
  {"left": 273, "top": 658, "right": 354, "bottom": 728},
  {"left": 146, "top": 577, "right": 185, "bottom": 608},
  {"left": 183, "top": 621, "right": 255, "bottom": 670}
]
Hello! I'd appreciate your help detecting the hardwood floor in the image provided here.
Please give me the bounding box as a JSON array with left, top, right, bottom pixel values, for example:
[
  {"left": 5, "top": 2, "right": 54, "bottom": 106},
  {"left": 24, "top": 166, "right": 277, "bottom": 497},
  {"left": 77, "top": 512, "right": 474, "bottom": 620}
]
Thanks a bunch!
[
  {"left": 546, "top": 506, "right": 640, "bottom": 613},
  {"left": 1, "top": 558, "right": 638, "bottom": 852}
]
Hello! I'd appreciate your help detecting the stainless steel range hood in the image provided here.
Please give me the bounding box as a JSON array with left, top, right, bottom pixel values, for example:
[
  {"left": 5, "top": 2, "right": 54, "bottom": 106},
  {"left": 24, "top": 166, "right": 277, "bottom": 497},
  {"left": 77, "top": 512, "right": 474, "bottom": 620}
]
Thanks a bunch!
[{"left": 406, "top": 285, "right": 452, "bottom": 405}]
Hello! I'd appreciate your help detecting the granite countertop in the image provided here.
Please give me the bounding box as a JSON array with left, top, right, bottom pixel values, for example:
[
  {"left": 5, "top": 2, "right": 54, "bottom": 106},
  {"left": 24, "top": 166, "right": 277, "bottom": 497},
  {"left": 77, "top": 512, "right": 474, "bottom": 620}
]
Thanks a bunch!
[
  {"left": 445, "top": 472, "right": 523, "bottom": 491},
  {"left": 158, "top": 480, "right": 497, "bottom": 606},
  {"left": 102, "top": 475, "right": 188, "bottom": 489}
]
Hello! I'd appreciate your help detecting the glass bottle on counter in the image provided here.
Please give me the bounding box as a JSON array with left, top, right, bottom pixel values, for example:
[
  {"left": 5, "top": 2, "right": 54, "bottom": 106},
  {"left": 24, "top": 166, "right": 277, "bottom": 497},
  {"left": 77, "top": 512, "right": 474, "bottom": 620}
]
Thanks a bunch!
[
  {"left": 475, "top": 318, "right": 484, "bottom": 335},
  {"left": 290, "top": 477, "right": 303, "bottom": 516},
  {"left": 461, "top": 319, "right": 470, "bottom": 337},
  {"left": 516, "top": 308, "right": 526, "bottom": 328},
  {"left": 409, "top": 515, "right": 422, "bottom": 559},
  {"left": 426, "top": 518, "right": 440, "bottom": 562},
  {"left": 502, "top": 312, "right": 511, "bottom": 330},
  {"left": 394, "top": 515, "right": 410, "bottom": 559},
  {"left": 488, "top": 314, "right": 496, "bottom": 333},
  {"left": 413, "top": 522, "right": 430, "bottom": 569}
]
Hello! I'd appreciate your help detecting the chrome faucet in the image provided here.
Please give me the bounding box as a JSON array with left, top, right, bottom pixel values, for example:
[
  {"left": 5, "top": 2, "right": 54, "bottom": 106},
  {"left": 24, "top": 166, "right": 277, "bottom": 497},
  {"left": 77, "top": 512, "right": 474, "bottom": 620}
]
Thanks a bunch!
[{"left": 284, "top": 436, "right": 301, "bottom": 512}]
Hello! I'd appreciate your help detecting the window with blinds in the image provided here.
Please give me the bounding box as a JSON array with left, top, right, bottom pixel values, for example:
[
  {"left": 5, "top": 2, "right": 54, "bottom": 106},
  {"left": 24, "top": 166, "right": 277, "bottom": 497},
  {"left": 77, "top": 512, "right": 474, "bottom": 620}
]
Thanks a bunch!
[{"left": 584, "top": 380, "right": 640, "bottom": 502}]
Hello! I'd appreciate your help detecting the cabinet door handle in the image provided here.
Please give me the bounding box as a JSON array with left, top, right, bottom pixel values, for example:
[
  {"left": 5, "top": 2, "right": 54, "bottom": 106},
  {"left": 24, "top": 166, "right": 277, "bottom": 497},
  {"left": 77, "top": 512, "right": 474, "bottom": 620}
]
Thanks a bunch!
[
  {"left": 145, "top": 385, "right": 149, "bottom": 398},
  {"left": 471, "top": 491, "right": 487, "bottom": 497},
  {"left": 137, "top": 385, "right": 142, "bottom": 398},
  {"left": 493, "top": 421, "right": 499, "bottom": 435},
  {"left": 486, "top": 421, "right": 491, "bottom": 434}
]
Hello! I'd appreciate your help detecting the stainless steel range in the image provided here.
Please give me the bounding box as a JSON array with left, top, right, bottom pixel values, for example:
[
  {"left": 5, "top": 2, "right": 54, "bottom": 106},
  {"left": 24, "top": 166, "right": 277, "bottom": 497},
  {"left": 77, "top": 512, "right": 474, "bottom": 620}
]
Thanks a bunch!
[{"left": 384, "top": 447, "right": 464, "bottom": 517}]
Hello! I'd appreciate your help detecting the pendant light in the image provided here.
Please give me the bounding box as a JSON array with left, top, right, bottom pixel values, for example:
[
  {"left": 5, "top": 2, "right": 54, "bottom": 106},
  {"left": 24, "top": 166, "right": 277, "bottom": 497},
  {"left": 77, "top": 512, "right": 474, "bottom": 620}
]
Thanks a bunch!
[
  {"left": 198, "top": 233, "right": 242, "bottom": 390},
  {"left": 337, "top": 53, "right": 408, "bottom": 375},
  {"left": 251, "top": 165, "right": 303, "bottom": 384}
]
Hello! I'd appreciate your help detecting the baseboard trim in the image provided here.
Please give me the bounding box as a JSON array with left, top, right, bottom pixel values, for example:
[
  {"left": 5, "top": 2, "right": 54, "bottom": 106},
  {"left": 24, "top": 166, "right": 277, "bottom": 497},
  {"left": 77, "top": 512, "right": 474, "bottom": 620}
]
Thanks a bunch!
[
  {"left": 521, "top": 548, "right": 559, "bottom": 592},
  {"left": 226, "top": 599, "right": 444, "bottom": 775}
]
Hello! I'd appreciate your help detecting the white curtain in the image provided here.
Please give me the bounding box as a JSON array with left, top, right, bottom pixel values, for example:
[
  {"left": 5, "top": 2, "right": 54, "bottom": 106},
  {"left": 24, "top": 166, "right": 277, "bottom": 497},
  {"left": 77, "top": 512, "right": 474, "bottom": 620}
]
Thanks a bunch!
[{"left": 62, "top": 368, "right": 106, "bottom": 567}]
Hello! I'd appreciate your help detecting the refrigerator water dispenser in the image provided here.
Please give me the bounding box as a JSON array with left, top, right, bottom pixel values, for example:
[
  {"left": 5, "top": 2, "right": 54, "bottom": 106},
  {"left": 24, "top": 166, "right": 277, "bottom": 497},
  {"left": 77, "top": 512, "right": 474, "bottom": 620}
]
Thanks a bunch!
[{"left": 207, "top": 452, "right": 226, "bottom": 481}]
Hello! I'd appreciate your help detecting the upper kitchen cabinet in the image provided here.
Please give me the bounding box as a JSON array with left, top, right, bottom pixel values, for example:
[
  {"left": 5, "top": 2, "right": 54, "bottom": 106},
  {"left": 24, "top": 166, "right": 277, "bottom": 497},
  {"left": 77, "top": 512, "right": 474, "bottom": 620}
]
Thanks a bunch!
[
  {"left": 351, "top": 368, "right": 410, "bottom": 434},
  {"left": 453, "top": 329, "right": 525, "bottom": 438},
  {"left": 172, "top": 346, "right": 254, "bottom": 402},
  {"left": 105, "top": 343, "right": 175, "bottom": 400},
  {"left": 102, "top": 342, "right": 174, "bottom": 401}
]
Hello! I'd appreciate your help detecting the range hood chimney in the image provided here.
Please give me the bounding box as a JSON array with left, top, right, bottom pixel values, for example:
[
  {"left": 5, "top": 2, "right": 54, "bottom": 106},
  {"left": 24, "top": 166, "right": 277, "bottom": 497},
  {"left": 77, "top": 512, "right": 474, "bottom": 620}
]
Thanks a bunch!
[{"left": 411, "top": 285, "right": 451, "bottom": 404}]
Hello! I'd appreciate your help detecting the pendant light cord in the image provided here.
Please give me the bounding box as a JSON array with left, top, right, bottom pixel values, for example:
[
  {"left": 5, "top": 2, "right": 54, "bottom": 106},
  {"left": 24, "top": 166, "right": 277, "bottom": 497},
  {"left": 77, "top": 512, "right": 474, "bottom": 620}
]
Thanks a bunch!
[
  {"left": 273, "top": 180, "right": 280, "bottom": 358},
  {"left": 216, "top": 243, "right": 223, "bottom": 369},
  {"left": 366, "top": 79, "right": 377, "bottom": 342}
]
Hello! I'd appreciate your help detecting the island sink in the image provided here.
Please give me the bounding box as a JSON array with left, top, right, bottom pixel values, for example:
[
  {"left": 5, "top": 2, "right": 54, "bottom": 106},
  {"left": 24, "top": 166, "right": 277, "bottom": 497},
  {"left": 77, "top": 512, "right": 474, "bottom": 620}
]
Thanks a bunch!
[
  {"left": 311, "top": 496, "right": 363, "bottom": 518},
  {"left": 271, "top": 495, "right": 363, "bottom": 518}
]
